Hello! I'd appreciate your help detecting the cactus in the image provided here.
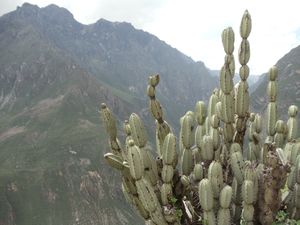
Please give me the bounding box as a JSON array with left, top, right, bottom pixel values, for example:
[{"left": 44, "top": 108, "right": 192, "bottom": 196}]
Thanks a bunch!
[{"left": 100, "top": 10, "right": 299, "bottom": 225}]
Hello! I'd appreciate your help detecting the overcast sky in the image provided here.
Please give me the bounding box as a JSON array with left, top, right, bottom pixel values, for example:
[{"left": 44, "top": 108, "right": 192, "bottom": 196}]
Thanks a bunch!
[{"left": 1, "top": 0, "right": 300, "bottom": 75}]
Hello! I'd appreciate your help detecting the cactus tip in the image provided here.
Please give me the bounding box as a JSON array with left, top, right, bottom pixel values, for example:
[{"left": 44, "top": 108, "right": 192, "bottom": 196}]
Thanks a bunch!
[{"left": 128, "top": 139, "right": 135, "bottom": 146}]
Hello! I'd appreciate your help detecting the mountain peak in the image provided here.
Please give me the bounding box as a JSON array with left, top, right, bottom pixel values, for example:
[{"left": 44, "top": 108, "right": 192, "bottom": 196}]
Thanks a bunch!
[
  {"left": 16, "top": 2, "right": 40, "bottom": 16},
  {"left": 14, "top": 2, "right": 75, "bottom": 24},
  {"left": 42, "top": 3, "right": 74, "bottom": 21},
  {"left": 20, "top": 2, "right": 39, "bottom": 9}
]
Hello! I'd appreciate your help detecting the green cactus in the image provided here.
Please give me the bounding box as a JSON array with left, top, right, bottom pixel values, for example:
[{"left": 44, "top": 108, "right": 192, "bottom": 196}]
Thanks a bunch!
[{"left": 100, "top": 10, "right": 299, "bottom": 225}]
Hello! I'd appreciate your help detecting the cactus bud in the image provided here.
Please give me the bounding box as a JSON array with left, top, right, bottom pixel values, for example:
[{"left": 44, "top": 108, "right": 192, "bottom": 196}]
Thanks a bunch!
[
  {"left": 129, "top": 113, "right": 147, "bottom": 147},
  {"left": 287, "top": 116, "right": 298, "bottom": 141},
  {"left": 104, "top": 152, "right": 124, "bottom": 170},
  {"left": 220, "top": 185, "right": 233, "bottom": 208},
  {"left": 254, "top": 114, "right": 262, "bottom": 133},
  {"left": 181, "top": 114, "right": 194, "bottom": 149},
  {"left": 230, "top": 143, "right": 242, "bottom": 154},
  {"left": 269, "top": 66, "right": 278, "bottom": 81},
  {"left": 180, "top": 175, "right": 190, "bottom": 187},
  {"left": 123, "top": 120, "right": 131, "bottom": 135},
  {"left": 211, "top": 115, "right": 220, "bottom": 129},
  {"left": 148, "top": 74, "right": 160, "bottom": 87},
  {"left": 240, "top": 10, "right": 252, "bottom": 38},
  {"left": 199, "top": 178, "right": 214, "bottom": 211},
  {"left": 193, "top": 163, "right": 204, "bottom": 182},
  {"left": 195, "top": 101, "right": 207, "bottom": 125},
  {"left": 288, "top": 105, "right": 298, "bottom": 117},
  {"left": 156, "top": 120, "right": 171, "bottom": 153},
  {"left": 222, "top": 27, "right": 235, "bottom": 55},
  {"left": 100, "top": 103, "right": 117, "bottom": 140},
  {"left": 128, "top": 141, "right": 144, "bottom": 180},
  {"left": 275, "top": 120, "right": 285, "bottom": 133},
  {"left": 201, "top": 135, "right": 214, "bottom": 160}
]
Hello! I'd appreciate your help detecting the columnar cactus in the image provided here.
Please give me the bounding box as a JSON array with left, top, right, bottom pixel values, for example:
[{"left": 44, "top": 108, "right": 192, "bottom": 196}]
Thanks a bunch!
[
  {"left": 234, "top": 10, "right": 251, "bottom": 146},
  {"left": 101, "top": 10, "right": 299, "bottom": 225},
  {"left": 220, "top": 27, "right": 235, "bottom": 144},
  {"left": 266, "top": 66, "right": 278, "bottom": 142}
]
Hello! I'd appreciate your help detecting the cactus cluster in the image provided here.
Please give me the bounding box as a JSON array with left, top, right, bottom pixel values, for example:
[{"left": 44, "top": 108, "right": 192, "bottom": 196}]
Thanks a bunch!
[{"left": 101, "top": 11, "right": 300, "bottom": 225}]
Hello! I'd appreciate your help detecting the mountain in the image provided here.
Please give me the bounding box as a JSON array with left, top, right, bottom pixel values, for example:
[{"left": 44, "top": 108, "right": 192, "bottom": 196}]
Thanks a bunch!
[
  {"left": 8, "top": 3, "right": 217, "bottom": 125},
  {"left": 251, "top": 45, "right": 300, "bottom": 125},
  {"left": 0, "top": 3, "right": 217, "bottom": 225}
]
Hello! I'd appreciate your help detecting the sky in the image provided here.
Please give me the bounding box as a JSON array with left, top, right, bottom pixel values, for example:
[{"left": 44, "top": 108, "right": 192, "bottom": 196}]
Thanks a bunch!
[{"left": 1, "top": 0, "right": 300, "bottom": 75}]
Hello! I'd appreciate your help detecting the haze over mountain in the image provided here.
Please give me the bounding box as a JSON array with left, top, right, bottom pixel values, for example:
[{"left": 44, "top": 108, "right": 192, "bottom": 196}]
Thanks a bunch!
[
  {"left": 0, "top": 3, "right": 218, "bottom": 225},
  {"left": 251, "top": 45, "right": 300, "bottom": 128}
]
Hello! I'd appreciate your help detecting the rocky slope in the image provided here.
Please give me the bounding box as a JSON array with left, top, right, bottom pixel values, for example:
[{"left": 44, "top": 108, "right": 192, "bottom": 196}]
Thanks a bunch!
[
  {"left": 7, "top": 3, "right": 217, "bottom": 126},
  {"left": 0, "top": 3, "right": 218, "bottom": 225}
]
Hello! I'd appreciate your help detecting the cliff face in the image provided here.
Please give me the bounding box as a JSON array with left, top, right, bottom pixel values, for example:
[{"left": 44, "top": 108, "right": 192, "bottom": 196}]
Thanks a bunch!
[{"left": 0, "top": 3, "right": 218, "bottom": 225}]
